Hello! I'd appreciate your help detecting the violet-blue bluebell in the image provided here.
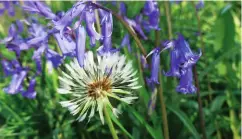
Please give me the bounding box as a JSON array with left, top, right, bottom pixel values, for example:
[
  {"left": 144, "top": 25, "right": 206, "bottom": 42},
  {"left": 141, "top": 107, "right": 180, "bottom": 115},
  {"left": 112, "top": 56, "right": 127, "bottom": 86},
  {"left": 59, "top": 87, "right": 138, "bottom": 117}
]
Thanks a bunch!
[
  {"left": 196, "top": 0, "right": 204, "bottom": 11},
  {"left": 84, "top": 7, "right": 101, "bottom": 46},
  {"left": 1, "top": 59, "right": 15, "bottom": 76},
  {"left": 0, "top": 1, "right": 15, "bottom": 16},
  {"left": 75, "top": 26, "right": 86, "bottom": 67},
  {"left": 120, "top": 33, "right": 131, "bottom": 52},
  {"left": 21, "top": 77, "right": 37, "bottom": 99},
  {"left": 176, "top": 67, "right": 196, "bottom": 94},
  {"left": 142, "top": 1, "right": 160, "bottom": 31},
  {"left": 53, "top": 33, "right": 76, "bottom": 57},
  {"left": 45, "top": 49, "right": 63, "bottom": 68},
  {"left": 146, "top": 47, "right": 161, "bottom": 90},
  {"left": 23, "top": 1, "right": 56, "bottom": 20},
  {"left": 97, "top": 12, "right": 114, "bottom": 54},
  {"left": 163, "top": 34, "right": 201, "bottom": 93},
  {"left": 53, "top": 1, "right": 86, "bottom": 38},
  {"left": 3, "top": 70, "right": 28, "bottom": 94}
]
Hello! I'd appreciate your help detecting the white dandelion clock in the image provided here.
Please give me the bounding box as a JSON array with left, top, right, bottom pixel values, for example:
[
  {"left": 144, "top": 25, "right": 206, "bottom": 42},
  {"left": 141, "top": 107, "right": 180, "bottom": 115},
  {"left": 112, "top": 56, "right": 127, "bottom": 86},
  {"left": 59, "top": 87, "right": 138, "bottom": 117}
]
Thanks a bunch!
[{"left": 58, "top": 51, "right": 141, "bottom": 124}]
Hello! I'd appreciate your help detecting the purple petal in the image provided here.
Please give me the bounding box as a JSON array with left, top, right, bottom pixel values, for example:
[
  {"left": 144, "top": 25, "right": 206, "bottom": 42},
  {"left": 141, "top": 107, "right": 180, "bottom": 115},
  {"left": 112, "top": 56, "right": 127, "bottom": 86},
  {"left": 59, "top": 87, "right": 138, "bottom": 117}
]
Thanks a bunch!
[
  {"left": 84, "top": 8, "right": 101, "bottom": 46},
  {"left": 120, "top": 33, "right": 131, "bottom": 52},
  {"left": 3, "top": 70, "right": 28, "bottom": 94},
  {"left": 196, "top": 0, "right": 204, "bottom": 11},
  {"left": 176, "top": 68, "right": 196, "bottom": 94},
  {"left": 75, "top": 26, "right": 86, "bottom": 67},
  {"left": 1, "top": 60, "right": 14, "bottom": 76},
  {"left": 21, "top": 78, "right": 37, "bottom": 99},
  {"left": 53, "top": 1, "right": 86, "bottom": 38},
  {"left": 54, "top": 33, "right": 76, "bottom": 56},
  {"left": 45, "top": 49, "right": 63, "bottom": 68}
]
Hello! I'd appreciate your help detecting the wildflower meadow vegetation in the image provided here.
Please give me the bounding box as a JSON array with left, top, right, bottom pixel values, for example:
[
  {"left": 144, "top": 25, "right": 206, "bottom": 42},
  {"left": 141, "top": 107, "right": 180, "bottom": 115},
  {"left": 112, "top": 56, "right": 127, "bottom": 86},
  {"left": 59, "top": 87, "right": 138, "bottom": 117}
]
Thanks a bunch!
[{"left": 0, "top": 1, "right": 240, "bottom": 139}]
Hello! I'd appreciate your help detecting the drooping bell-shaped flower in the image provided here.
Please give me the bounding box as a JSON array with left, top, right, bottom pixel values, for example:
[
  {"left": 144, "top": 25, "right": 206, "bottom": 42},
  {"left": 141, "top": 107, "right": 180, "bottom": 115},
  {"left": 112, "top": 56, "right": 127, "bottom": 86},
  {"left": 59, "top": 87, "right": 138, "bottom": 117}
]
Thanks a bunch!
[
  {"left": 97, "top": 12, "right": 114, "bottom": 54},
  {"left": 0, "top": 1, "right": 15, "bottom": 16},
  {"left": 75, "top": 25, "right": 86, "bottom": 67},
  {"left": 53, "top": 1, "right": 86, "bottom": 37},
  {"left": 175, "top": 34, "right": 202, "bottom": 70},
  {"left": 3, "top": 70, "right": 28, "bottom": 94},
  {"left": 124, "top": 15, "right": 148, "bottom": 40},
  {"left": 84, "top": 7, "right": 101, "bottom": 46},
  {"left": 176, "top": 67, "right": 196, "bottom": 94},
  {"left": 53, "top": 33, "right": 76, "bottom": 57},
  {"left": 120, "top": 33, "right": 131, "bottom": 52},
  {"left": 142, "top": 1, "right": 160, "bottom": 31},
  {"left": 163, "top": 34, "right": 201, "bottom": 94},
  {"left": 45, "top": 49, "right": 63, "bottom": 68},
  {"left": 23, "top": 1, "right": 56, "bottom": 20},
  {"left": 21, "top": 77, "right": 37, "bottom": 99},
  {"left": 146, "top": 47, "right": 161, "bottom": 90},
  {"left": 1, "top": 59, "right": 15, "bottom": 76},
  {"left": 196, "top": 0, "right": 204, "bottom": 11}
]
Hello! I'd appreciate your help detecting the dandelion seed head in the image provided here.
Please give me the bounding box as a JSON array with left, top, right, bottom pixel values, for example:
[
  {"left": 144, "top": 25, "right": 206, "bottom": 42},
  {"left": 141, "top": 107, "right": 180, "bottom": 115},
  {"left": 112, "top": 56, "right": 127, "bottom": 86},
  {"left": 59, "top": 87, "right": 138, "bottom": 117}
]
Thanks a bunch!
[{"left": 58, "top": 51, "right": 141, "bottom": 124}]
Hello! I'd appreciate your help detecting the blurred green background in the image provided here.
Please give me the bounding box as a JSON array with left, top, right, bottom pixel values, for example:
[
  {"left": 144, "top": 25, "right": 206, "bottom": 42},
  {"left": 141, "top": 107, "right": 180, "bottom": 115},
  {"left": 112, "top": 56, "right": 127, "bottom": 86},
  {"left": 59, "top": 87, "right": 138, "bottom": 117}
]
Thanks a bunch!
[{"left": 0, "top": 1, "right": 240, "bottom": 139}]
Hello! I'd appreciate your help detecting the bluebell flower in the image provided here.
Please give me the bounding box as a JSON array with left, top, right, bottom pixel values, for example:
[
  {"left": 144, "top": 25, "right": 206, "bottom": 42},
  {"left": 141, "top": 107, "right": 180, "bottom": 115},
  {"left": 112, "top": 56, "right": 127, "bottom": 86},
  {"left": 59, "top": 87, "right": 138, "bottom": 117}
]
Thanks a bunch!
[
  {"left": 53, "top": 33, "right": 76, "bottom": 57},
  {"left": 124, "top": 15, "right": 148, "bottom": 40},
  {"left": 119, "top": 2, "right": 126, "bottom": 16},
  {"left": 1, "top": 59, "right": 15, "bottom": 76},
  {"left": 75, "top": 25, "right": 86, "bottom": 67},
  {"left": 3, "top": 70, "right": 28, "bottom": 94},
  {"left": 0, "top": 1, "right": 15, "bottom": 16},
  {"left": 176, "top": 67, "right": 196, "bottom": 94},
  {"left": 142, "top": 1, "right": 160, "bottom": 31},
  {"left": 23, "top": 1, "right": 56, "bottom": 20},
  {"left": 120, "top": 33, "right": 131, "bottom": 52},
  {"left": 163, "top": 34, "right": 201, "bottom": 93},
  {"left": 84, "top": 7, "right": 101, "bottom": 46},
  {"left": 146, "top": 47, "right": 161, "bottom": 91},
  {"left": 196, "top": 0, "right": 204, "bottom": 11},
  {"left": 21, "top": 77, "right": 37, "bottom": 99},
  {"left": 97, "top": 12, "right": 114, "bottom": 54},
  {"left": 53, "top": 1, "right": 86, "bottom": 38},
  {"left": 45, "top": 49, "right": 63, "bottom": 68}
]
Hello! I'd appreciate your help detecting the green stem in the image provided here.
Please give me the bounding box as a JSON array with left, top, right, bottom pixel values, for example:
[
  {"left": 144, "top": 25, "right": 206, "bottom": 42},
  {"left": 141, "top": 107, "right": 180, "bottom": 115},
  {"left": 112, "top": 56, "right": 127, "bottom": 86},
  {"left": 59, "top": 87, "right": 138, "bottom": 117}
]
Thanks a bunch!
[
  {"left": 158, "top": 70, "right": 170, "bottom": 139},
  {"left": 104, "top": 105, "right": 119, "bottom": 139},
  {"left": 191, "top": 3, "right": 207, "bottom": 139},
  {"left": 164, "top": 1, "right": 173, "bottom": 39},
  {"left": 155, "top": 30, "right": 170, "bottom": 139}
]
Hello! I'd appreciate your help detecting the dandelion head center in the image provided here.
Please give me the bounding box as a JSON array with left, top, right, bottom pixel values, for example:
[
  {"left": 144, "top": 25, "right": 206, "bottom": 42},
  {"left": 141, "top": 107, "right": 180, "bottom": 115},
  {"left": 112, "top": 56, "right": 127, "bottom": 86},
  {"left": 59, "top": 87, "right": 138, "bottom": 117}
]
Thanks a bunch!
[{"left": 87, "top": 77, "right": 111, "bottom": 99}]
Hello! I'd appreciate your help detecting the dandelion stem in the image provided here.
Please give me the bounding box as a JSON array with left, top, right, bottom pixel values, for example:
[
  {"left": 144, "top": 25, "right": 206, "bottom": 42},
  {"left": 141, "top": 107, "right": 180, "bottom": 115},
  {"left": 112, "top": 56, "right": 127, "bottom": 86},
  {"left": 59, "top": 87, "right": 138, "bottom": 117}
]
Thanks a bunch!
[{"left": 104, "top": 105, "right": 119, "bottom": 139}]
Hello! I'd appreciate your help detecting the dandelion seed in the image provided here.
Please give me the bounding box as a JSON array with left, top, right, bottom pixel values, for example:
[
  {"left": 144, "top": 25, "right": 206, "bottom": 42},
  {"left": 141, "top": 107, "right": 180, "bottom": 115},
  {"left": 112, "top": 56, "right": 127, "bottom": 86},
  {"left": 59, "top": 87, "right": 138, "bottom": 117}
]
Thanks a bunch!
[{"left": 58, "top": 51, "right": 141, "bottom": 124}]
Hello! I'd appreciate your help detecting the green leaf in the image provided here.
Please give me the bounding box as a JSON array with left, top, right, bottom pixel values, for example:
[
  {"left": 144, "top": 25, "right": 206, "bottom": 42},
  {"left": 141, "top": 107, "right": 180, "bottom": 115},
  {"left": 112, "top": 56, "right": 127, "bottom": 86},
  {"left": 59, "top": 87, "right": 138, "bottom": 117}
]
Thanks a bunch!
[
  {"left": 127, "top": 106, "right": 163, "bottom": 139},
  {"left": 210, "top": 95, "right": 226, "bottom": 112},
  {"left": 109, "top": 110, "right": 134, "bottom": 139},
  {"left": 166, "top": 105, "right": 200, "bottom": 139},
  {"left": 0, "top": 46, "right": 16, "bottom": 60}
]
